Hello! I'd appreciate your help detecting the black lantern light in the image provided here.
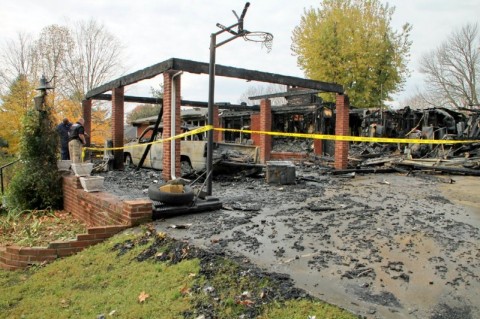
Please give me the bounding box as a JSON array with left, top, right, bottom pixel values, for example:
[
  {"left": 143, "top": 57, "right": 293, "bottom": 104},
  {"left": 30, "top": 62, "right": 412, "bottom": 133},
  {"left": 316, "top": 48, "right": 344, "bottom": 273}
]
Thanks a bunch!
[{"left": 34, "top": 75, "right": 54, "bottom": 111}]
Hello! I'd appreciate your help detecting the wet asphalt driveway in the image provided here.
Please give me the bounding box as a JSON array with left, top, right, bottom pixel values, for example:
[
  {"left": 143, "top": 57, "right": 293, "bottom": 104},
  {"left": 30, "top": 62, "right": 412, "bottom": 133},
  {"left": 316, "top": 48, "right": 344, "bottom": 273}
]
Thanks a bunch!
[{"left": 101, "top": 167, "right": 480, "bottom": 319}]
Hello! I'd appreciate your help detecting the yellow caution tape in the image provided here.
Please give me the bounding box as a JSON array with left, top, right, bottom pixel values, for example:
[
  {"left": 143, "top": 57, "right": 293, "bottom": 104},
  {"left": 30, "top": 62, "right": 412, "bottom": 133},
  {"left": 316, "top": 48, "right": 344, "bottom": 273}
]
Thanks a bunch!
[
  {"left": 79, "top": 124, "right": 479, "bottom": 161},
  {"left": 214, "top": 127, "right": 480, "bottom": 145},
  {"left": 81, "top": 125, "right": 212, "bottom": 161}
]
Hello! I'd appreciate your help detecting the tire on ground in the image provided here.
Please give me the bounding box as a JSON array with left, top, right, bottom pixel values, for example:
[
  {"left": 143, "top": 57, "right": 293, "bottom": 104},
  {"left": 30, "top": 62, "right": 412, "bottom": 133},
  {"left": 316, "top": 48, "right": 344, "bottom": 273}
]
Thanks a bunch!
[{"left": 148, "top": 184, "right": 194, "bottom": 205}]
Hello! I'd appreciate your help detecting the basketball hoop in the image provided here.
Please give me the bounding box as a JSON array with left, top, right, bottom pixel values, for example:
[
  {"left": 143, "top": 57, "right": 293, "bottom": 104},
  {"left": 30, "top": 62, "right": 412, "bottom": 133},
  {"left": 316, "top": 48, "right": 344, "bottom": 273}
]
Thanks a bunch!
[
  {"left": 243, "top": 31, "right": 274, "bottom": 53},
  {"left": 206, "top": 2, "right": 273, "bottom": 195}
]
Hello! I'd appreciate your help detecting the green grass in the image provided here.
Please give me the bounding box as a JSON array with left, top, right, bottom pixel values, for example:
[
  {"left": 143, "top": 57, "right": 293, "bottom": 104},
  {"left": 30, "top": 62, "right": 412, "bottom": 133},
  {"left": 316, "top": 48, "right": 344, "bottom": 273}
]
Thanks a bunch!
[{"left": 0, "top": 229, "right": 358, "bottom": 319}]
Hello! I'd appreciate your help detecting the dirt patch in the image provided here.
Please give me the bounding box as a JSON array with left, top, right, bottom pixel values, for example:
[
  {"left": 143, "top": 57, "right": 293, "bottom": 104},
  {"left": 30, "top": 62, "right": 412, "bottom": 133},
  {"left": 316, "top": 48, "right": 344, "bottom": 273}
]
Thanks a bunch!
[{"left": 102, "top": 168, "right": 480, "bottom": 319}]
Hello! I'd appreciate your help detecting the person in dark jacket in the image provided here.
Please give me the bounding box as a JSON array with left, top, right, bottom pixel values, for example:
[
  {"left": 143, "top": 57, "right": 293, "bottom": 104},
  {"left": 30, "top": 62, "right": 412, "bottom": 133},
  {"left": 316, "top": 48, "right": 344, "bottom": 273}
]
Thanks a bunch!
[
  {"left": 68, "top": 118, "right": 87, "bottom": 163},
  {"left": 56, "top": 118, "right": 72, "bottom": 160}
]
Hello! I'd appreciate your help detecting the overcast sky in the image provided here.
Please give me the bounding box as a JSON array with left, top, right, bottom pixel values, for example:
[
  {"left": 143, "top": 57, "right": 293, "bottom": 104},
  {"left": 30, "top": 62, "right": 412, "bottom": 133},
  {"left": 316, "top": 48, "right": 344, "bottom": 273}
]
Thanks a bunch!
[{"left": 1, "top": 0, "right": 479, "bottom": 109}]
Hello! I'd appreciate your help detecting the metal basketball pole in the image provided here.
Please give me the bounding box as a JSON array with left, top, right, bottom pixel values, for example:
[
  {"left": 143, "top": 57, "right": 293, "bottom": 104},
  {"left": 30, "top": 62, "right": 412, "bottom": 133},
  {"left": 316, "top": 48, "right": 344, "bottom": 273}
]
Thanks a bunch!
[{"left": 206, "top": 2, "right": 251, "bottom": 195}]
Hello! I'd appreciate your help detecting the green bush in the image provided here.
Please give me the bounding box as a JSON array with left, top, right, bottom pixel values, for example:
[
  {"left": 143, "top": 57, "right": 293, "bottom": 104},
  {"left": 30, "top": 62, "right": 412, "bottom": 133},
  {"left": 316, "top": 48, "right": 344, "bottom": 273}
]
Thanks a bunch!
[{"left": 6, "top": 103, "right": 63, "bottom": 210}]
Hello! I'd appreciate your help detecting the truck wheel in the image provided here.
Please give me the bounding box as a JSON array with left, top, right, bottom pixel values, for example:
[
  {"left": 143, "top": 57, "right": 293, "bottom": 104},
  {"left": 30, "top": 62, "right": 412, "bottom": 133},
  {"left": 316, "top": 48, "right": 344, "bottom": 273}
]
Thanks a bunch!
[
  {"left": 148, "top": 184, "right": 194, "bottom": 205},
  {"left": 181, "top": 160, "right": 194, "bottom": 177}
]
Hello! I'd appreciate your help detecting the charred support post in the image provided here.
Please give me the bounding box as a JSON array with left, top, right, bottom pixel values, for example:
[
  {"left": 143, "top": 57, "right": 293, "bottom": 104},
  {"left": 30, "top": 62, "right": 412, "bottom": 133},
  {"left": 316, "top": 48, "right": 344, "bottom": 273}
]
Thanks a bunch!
[
  {"left": 335, "top": 94, "right": 349, "bottom": 170},
  {"left": 82, "top": 99, "right": 92, "bottom": 146},
  {"left": 207, "top": 34, "right": 216, "bottom": 195},
  {"left": 112, "top": 87, "right": 125, "bottom": 170}
]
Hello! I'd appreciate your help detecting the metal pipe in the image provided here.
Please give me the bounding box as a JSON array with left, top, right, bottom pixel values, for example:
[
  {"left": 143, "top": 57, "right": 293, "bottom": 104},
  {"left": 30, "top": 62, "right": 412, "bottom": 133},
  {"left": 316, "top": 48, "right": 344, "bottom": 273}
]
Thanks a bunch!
[
  {"left": 0, "top": 159, "right": 19, "bottom": 195},
  {"left": 206, "top": 33, "right": 216, "bottom": 195},
  {"left": 171, "top": 71, "right": 183, "bottom": 180}
]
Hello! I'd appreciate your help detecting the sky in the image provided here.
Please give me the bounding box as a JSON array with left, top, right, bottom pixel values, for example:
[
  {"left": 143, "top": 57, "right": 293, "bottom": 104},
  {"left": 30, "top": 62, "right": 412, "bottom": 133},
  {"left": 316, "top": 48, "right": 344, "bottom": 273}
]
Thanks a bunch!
[{"left": 1, "top": 0, "right": 479, "bottom": 110}]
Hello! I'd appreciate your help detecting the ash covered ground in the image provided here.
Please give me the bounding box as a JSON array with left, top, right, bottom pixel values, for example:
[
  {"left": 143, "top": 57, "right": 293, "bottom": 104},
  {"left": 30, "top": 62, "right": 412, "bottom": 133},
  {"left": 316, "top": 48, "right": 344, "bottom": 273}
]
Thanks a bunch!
[{"left": 98, "top": 165, "right": 480, "bottom": 319}]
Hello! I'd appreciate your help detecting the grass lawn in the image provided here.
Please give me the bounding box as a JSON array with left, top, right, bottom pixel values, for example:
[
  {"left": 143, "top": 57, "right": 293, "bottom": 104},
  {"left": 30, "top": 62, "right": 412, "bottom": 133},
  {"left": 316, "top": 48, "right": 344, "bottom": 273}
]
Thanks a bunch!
[{"left": 0, "top": 227, "right": 359, "bottom": 319}]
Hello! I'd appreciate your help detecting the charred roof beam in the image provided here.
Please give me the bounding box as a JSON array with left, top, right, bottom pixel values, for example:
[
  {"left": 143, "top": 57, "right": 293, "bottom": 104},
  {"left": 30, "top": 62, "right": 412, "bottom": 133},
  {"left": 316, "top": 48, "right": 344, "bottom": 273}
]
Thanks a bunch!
[{"left": 85, "top": 58, "right": 343, "bottom": 100}]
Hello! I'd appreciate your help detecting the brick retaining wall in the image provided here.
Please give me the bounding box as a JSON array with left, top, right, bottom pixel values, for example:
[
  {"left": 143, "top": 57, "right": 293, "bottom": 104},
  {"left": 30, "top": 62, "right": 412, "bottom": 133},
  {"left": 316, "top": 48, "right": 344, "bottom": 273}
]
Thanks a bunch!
[{"left": 0, "top": 175, "right": 153, "bottom": 270}]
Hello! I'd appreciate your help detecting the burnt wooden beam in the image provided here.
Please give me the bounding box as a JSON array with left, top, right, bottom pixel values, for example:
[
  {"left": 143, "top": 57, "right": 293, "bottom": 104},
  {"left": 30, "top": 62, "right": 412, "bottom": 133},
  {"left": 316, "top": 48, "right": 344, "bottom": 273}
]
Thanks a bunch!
[
  {"left": 249, "top": 89, "right": 322, "bottom": 100},
  {"left": 95, "top": 94, "right": 259, "bottom": 110},
  {"left": 272, "top": 104, "right": 318, "bottom": 114},
  {"left": 95, "top": 94, "right": 163, "bottom": 104},
  {"left": 86, "top": 57, "right": 344, "bottom": 99},
  {"left": 172, "top": 58, "right": 344, "bottom": 93},
  {"left": 85, "top": 59, "right": 174, "bottom": 99}
]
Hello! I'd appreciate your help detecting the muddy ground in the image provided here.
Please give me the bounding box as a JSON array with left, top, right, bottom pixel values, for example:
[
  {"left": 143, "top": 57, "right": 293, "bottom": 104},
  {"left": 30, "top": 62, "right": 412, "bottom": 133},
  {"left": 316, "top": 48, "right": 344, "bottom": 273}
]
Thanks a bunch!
[{"left": 99, "top": 165, "right": 480, "bottom": 319}]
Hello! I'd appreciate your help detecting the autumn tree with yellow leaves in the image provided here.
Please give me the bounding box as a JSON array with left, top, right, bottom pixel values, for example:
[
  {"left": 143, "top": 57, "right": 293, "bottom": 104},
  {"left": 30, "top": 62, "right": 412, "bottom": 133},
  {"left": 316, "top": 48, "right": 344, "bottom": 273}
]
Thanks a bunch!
[
  {"left": 0, "top": 76, "right": 36, "bottom": 154},
  {"left": 0, "top": 19, "right": 124, "bottom": 153},
  {"left": 291, "top": 0, "right": 412, "bottom": 108}
]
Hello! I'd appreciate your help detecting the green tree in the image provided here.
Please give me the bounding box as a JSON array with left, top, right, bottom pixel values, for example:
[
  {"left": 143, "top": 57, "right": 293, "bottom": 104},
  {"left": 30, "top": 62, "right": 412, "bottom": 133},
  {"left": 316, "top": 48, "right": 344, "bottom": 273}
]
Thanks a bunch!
[
  {"left": 126, "top": 84, "right": 164, "bottom": 124},
  {"left": 6, "top": 90, "right": 63, "bottom": 210},
  {"left": 291, "top": 0, "right": 412, "bottom": 108}
]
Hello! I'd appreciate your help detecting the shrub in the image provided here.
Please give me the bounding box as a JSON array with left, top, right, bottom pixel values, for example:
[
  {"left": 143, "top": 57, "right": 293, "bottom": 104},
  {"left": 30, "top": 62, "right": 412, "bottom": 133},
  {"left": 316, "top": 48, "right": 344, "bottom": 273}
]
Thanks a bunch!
[{"left": 6, "top": 101, "right": 63, "bottom": 210}]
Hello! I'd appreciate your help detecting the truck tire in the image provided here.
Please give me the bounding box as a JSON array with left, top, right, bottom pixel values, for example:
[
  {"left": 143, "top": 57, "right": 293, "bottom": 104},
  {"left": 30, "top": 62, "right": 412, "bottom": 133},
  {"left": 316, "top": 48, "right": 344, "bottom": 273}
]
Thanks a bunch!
[{"left": 148, "top": 184, "right": 194, "bottom": 205}]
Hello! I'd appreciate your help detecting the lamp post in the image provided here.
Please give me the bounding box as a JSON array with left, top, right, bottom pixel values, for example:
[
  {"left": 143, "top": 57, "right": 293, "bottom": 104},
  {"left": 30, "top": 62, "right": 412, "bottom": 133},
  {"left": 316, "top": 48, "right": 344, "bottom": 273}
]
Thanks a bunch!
[{"left": 34, "top": 75, "right": 54, "bottom": 112}]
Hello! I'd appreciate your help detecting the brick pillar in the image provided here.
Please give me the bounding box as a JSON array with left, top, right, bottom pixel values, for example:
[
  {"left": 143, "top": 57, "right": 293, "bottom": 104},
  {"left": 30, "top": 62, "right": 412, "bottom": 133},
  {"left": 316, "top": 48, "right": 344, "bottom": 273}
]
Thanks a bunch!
[
  {"left": 213, "top": 105, "right": 222, "bottom": 142},
  {"left": 259, "top": 99, "right": 272, "bottom": 163},
  {"left": 162, "top": 71, "right": 182, "bottom": 181},
  {"left": 335, "top": 94, "right": 349, "bottom": 170},
  {"left": 82, "top": 99, "right": 92, "bottom": 146},
  {"left": 112, "top": 87, "right": 124, "bottom": 170},
  {"left": 250, "top": 113, "right": 261, "bottom": 146},
  {"left": 313, "top": 139, "right": 323, "bottom": 156}
]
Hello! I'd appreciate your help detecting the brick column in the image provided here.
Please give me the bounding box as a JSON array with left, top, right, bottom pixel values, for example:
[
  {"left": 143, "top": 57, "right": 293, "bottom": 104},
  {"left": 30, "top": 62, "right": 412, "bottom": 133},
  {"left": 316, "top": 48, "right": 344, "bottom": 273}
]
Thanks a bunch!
[
  {"left": 112, "top": 87, "right": 124, "bottom": 170},
  {"left": 335, "top": 94, "right": 349, "bottom": 170},
  {"left": 259, "top": 99, "right": 272, "bottom": 163},
  {"left": 162, "top": 71, "right": 182, "bottom": 181},
  {"left": 213, "top": 105, "right": 222, "bottom": 142},
  {"left": 250, "top": 113, "right": 261, "bottom": 146},
  {"left": 82, "top": 99, "right": 92, "bottom": 146}
]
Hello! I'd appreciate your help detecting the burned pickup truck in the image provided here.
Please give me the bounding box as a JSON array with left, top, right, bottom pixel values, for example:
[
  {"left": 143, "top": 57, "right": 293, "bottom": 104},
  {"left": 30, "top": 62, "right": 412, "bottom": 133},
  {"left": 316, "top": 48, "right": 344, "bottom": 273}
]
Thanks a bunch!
[{"left": 123, "top": 125, "right": 261, "bottom": 176}]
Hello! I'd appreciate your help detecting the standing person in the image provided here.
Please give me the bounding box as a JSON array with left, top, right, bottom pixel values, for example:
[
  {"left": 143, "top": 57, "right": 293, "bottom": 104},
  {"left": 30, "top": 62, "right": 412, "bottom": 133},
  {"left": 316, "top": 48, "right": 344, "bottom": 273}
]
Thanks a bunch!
[
  {"left": 56, "top": 118, "right": 72, "bottom": 160},
  {"left": 68, "top": 118, "right": 87, "bottom": 163}
]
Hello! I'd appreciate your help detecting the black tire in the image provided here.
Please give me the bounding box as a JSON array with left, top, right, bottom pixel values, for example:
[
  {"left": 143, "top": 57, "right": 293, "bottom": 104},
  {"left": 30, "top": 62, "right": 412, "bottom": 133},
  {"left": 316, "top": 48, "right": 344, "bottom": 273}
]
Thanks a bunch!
[{"left": 148, "top": 184, "right": 194, "bottom": 205}]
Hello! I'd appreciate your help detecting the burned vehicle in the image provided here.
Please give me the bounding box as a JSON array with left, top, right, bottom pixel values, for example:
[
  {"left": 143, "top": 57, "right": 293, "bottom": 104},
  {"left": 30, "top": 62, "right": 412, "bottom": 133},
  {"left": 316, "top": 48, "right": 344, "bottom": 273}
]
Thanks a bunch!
[{"left": 124, "top": 125, "right": 261, "bottom": 176}]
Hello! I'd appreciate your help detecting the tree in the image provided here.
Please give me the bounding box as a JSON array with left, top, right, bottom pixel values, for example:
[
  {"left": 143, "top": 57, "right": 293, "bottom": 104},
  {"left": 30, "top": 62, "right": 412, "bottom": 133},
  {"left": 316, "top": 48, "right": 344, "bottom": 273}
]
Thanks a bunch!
[
  {"left": 291, "top": 0, "right": 411, "bottom": 108},
  {"left": 126, "top": 84, "right": 164, "bottom": 124},
  {"left": 127, "top": 104, "right": 161, "bottom": 124},
  {"left": 0, "top": 76, "right": 36, "bottom": 153},
  {"left": 0, "top": 32, "right": 39, "bottom": 95},
  {"left": 238, "top": 84, "right": 286, "bottom": 106},
  {"left": 62, "top": 19, "right": 125, "bottom": 102},
  {"left": 401, "top": 90, "right": 433, "bottom": 110},
  {"left": 35, "top": 25, "right": 74, "bottom": 95},
  {"left": 419, "top": 23, "right": 480, "bottom": 109},
  {"left": 6, "top": 90, "right": 63, "bottom": 210},
  {"left": 0, "top": 19, "right": 125, "bottom": 149}
]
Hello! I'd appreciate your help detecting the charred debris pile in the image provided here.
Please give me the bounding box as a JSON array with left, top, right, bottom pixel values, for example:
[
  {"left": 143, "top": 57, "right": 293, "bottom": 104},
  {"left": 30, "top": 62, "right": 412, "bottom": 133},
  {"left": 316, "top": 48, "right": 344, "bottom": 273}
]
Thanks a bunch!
[{"left": 281, "top": 106, "right": 480, "bottom": 176}]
